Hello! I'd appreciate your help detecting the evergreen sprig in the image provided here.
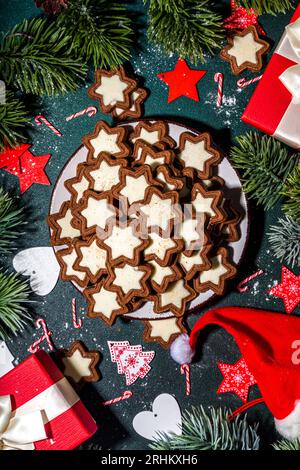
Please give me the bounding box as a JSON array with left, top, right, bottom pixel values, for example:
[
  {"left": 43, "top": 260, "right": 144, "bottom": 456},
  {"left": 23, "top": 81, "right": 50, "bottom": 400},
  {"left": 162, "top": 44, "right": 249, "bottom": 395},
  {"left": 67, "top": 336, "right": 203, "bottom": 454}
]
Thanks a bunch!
[
  {"left": 0, "top": 271, "right": 32, "bottom": 339},
  {"left": 268, "top": 215, "right": 300, "bottom": 268},
  {"left": 0, "top": 91, "right": 28, "bottom": 150},
  {"left": 0, "top": 18, "right": 87, "bottom": 96},
  {"left": 230, "top": 133, "right": 298, "bottom": 210},
  {"left": 282, "top": 166, "right": 300, "bottom": 223},
  {"left": 273, "top": 437, "right": 300, "bottom": 450},
  {"left": 57, "top": 0, "right": 133, "bottom": 69},
  {"left": 150, "top": 406, "right": 260, "bottom": 451},
  {"left": 144, "top": 0, "right": 225, "bottom": 63},
  {"left": 0, "top": 188, "right": 26, "bottom": 254},
  {"left": 237, "top": 0, "right": 294, "bottom": 15}
]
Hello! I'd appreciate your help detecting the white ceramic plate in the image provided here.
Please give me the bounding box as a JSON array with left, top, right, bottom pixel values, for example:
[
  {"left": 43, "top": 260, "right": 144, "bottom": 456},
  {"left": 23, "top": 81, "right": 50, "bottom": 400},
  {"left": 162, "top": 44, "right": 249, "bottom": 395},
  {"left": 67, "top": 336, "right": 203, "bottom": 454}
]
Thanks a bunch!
[{"left": 49, "top": 120, "right": 249, "bottom": 320}]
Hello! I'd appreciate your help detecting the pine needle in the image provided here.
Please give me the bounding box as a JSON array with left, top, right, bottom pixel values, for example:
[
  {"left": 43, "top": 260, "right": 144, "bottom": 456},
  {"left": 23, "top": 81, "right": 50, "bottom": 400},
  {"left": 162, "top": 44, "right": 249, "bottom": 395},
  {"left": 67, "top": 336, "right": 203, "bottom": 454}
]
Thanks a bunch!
[
  {"left": 273, "top": 437, "right": 300, "bottom": 450},
  {"left": 0, "top": 271, "right": 33, "bottom": 339},
  {"left": 150, "top": 406, "right": 260, "bottom": 450},
  {"left": 0, "top": 18, "right": 87, "bottom": 96},
  {"left": 57, "top": 0, "right": 133, "bottom": 69},
  {"left": 144, "top": 0, "right": 225, "bottom": 64},
  {"left": 282, "top": 166, "right": 300, "bottom": 223},
  {"left": 230, "top": 132, "right": 298, "bottom": 210},
  {"left": 0, "top": 188, "right": 26, "bottom": 254},
  {"left": 0, "top": 91, "right": 28, "bottom": 150},
  {"left": 268, "top": 215, "right": 300, "bottom": 268},
  {"left": 237, "top": 0, "right": 294, "bottom": 15}
]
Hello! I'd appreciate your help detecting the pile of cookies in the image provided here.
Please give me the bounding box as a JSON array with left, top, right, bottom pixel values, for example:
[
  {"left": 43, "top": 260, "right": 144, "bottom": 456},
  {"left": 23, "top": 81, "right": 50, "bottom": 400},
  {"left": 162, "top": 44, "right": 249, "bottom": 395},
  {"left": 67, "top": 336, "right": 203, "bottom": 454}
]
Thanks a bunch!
[{"left": 48, "top": 119, "right": 240, "bottom": 334}]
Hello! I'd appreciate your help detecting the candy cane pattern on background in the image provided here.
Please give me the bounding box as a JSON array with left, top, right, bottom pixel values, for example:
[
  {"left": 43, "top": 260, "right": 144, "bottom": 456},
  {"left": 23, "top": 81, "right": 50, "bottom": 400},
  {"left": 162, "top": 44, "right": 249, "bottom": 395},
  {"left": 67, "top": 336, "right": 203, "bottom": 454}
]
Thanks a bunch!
[
  {"left": 237, "top": 75, "right": 263, "bottom": 89},
  {"left": 181, "top": 363, "right": 191, "bottom": 396},
  {"left": 237, "top": 269, "right": 264, "bottom": 293},
  {"left": 28, "top": 318, "right": 54, "bottom": 353},
  {"left": 214, "top": 72, "right": 224, "bottom": 107},
  {"left": 101, "top": 390, "right": 133, "bottom": 406},
  {"left": 34, "top": 115, "right": 62, "bottom": 136},
  {"left": 72, "top": 297, "right": 83, "bottom": 329},
  {"left": 66, "top": 106, "right": 97, "bottom": 121}
]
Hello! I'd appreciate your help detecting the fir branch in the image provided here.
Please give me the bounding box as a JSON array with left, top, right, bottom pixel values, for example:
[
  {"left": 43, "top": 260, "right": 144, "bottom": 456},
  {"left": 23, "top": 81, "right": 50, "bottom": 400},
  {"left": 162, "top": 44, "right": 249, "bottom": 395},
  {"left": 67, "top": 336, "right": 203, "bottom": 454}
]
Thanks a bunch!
[
  {"left": 150, "top": 406, "right": 260, "bottom": 451},
  {"left": 0, "top": 18, "right": 87, "bottom": 96},
  {"left": 57, "top": 0, "right": 133, "bottom": 69},
  {"left": 282, "top": 166, "right": 300, "bottom": 223},
  {"left": 0, "top": 271, "right": 32, "bottom": 339},
  {"left": 230, "top": 133, "right": 298, "bottom": 210},
  {"left": 0, "top": 188, "right": 26, "bottom": 254},
  {"left": 144, "top": 0, "right": 225, "bottom": 64},
  {"left": 268, "top": 215, "right": 300, "bottom": 268},
  {"left": 273, "top": 437, "right": 300, "bottom": 450},
  {"left": 0, "top": 91, "right": 28, "bottom": 150},
  {"left": 237, "top": 0, "right": 294, "bottom": 15}
]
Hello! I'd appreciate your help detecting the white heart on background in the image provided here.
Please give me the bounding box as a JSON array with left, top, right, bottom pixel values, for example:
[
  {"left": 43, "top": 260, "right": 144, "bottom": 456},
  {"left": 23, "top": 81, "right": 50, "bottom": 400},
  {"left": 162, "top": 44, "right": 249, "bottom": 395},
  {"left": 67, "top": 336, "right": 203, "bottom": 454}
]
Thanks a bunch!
[
  {"left": 133, "top": 393, "right": 182, "bottom": 440},
  {"left": 0, "top": 341, "right": 15, "bottom": 377},
  {"left": 13, "top": 247, "right": 60, "bottom": 296}
]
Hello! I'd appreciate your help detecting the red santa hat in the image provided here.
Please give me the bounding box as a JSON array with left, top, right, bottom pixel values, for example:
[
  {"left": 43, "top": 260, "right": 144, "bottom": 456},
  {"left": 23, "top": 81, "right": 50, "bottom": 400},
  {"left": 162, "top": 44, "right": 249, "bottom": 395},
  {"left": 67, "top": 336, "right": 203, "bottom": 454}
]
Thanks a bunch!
[{"left": 170, "top": 306, "right": 300, "bottom": 441}]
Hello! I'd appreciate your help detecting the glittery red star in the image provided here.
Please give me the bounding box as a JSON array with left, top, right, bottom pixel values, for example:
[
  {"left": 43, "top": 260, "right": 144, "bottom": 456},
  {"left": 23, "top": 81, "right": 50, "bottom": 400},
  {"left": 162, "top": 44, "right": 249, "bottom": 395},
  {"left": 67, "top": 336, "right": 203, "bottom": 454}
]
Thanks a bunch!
[
  {"left": 268, "top": 266, "right": 300, "bottom": 314},
  {"left": 157, "top": 59, "right": 207, "bottom": 103},
  {"left": 217, "top": 358, "right": 256, "bottom": 403},
  {"left": 0, "top": 144, "right": 31, "bottom": 172},
  {"left": 6, "top": 147, "right": 51, "bottom": 194},
  {"left": 224, "top": 0, "right": 265, "bottom": 36}
]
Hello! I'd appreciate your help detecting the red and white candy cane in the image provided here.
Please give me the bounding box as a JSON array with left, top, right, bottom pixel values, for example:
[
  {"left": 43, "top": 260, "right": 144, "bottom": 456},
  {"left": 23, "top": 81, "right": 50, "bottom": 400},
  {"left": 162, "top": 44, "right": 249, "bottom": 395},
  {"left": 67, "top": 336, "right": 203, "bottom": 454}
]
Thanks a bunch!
[
  {"left": 35, "top": 115, "right": 62, "bottom": 137},
  {"left": 101, "top": 390, "right": 133, "bottom": 406},
  {"left": 66, "top": 106, "right": 97, "bottom": 121},
  {"left": 237, "top": 75, "right": 263, "bottom": 89},
  {"left": 72, "top": 297, "right": 83, "bottom": 329},
  {"left": 214, "top": 72, "right": 224, "bottom": 107},
  {"left": 237, "top": 269, "right": 264, "bottom": 293},
  {"left": 181, "top": 364, "right": 191, "bottom": 396},
  {"left": 28, "top": 318, "right": 54, "bottom": 353}
]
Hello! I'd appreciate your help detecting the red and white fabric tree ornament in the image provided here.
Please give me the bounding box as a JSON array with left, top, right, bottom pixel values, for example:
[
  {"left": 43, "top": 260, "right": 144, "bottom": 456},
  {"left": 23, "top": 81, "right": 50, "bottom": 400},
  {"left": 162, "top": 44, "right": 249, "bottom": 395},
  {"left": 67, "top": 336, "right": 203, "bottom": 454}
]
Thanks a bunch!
[
  {"left": 108, "top": 341, "right": 155, "bottom": 386},
  {"left": 170, "top": 306, "right": 300, "bottom": 440}
]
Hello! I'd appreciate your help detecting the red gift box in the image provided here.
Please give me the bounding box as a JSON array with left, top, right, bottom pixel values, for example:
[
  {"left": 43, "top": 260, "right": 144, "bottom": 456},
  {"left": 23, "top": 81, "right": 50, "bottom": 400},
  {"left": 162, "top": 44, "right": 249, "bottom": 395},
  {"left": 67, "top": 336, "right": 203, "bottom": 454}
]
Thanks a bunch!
[
  {"left": 0, "top": 350, "right": 97, "bottom": 450},
  {"left": 242, "top": 5, "right": 300, "bottom": 149}
]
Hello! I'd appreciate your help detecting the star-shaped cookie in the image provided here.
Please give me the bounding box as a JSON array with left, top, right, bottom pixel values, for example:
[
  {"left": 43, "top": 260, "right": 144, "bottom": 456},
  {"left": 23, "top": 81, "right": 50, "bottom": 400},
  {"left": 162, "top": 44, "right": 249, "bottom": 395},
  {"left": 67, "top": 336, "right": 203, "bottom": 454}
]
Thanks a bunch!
[
  {"left": 138, "top": 187, "right": 181, "bottom": 234},
  {"left": 58, "top": 340, "right": 101, "bottom": 387},
  {"left": 152, "top": 279, "right": 196, "bottom": 317},
  {"left": 194, "top": 247, "right": 237, "bottom": 295},
  {"left": 178, "top": 132, "right": 221, "bottom": 179},
  {"left": 83, "top": 121, "right": 130, "bottom": 162},
  {"left": 106, "top": 262, "right": 151, "bottom": 304},
  {"left": 143, "top": 317, "right": 187, "bottom": 349},
  {"left": 220, "top": 26, "right": 269, "bottom": 75},
  {"left": 103, "top": 221, "right": 148, "bottom": 266},
  {"left": 74, "top": 236, "right": 108, "bottom": 284},
  {"left": 48, "top": 201, "right": 81, "bottom": 246}
]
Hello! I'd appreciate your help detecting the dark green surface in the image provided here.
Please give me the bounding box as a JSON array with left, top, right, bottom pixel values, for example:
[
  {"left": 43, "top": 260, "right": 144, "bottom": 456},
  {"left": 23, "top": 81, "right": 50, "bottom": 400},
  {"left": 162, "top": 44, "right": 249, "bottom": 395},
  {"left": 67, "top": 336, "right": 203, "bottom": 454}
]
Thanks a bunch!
[{"left": 0, "top": 0, "right": 298, "bottom": 450}]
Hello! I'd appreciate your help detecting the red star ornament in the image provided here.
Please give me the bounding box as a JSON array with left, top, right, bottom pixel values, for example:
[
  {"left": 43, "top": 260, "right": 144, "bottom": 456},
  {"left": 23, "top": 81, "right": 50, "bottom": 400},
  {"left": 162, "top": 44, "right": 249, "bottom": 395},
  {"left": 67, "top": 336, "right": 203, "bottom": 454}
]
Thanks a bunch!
[
  {"left": 224, "top": 0, "right": 265, "bottom": 36},
  {"left": 0, "top": 144, "right": 31, "bottom": 172},
  {"left": 6, "top": 148, "right": 51, "bottom": 194},
  {"left": 268, "top": 266, "right": 300, "bottom": 314},
  {"left": 217, "top": 358, "right": 257, "bottom": 403},
  {"left": 157, "top": 58, "right": 207, "bottom": 103}
]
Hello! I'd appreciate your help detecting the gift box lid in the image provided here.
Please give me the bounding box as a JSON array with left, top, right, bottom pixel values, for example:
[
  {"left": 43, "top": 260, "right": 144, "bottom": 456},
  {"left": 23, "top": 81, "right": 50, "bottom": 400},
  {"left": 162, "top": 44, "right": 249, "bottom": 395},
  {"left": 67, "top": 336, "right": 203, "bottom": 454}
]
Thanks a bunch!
[{"left": 0, "top": 350, "right": 97, "bottom": 450}]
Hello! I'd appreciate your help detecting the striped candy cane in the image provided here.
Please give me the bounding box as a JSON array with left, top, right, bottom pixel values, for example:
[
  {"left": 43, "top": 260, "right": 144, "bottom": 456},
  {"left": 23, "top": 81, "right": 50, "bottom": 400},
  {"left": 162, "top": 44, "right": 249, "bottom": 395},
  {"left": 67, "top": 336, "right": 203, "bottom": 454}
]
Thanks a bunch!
[
  {"left": 101, "top": 390, "right": 133, "bottom": 406},
  {"left": 72, "top": 297, "right": 83, "bottom": 329},
  {"left": 181, "top": 364, "right": 191, "bottom": 396},
  {"left": 237, "top": 75, "right": 263, "bottom": 89},
  {"left": 214, "top": 73, "right": 224, "bottom": 107},
  {"left": 237, "top": 269, "right": 264, "bottom": 293},
  {"left": 35, "top": 115, "right": 62, "bottom": 137},
  {"left": 66, "top": 106, "right": 97, "bottom": 121},
  {"left": 28, "top": 318, "right": 54, "bottom": 353}
]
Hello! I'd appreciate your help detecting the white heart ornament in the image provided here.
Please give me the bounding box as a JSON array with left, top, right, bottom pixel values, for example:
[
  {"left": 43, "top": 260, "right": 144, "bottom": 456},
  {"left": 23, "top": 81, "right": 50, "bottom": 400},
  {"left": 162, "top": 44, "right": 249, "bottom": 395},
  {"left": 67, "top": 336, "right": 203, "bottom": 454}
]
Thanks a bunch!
[
  {"left": 13, "top": 247, "right": 60, "bottom": 296},
  {"left": 133, "top": 393, "right": 182, "bottom": 440}
]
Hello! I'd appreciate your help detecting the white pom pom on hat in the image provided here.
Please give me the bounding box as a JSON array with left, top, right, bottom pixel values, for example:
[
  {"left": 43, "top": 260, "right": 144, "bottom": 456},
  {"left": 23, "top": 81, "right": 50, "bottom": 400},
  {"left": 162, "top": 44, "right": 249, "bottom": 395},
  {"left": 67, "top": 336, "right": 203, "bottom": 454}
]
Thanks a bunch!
[
  {"left": 170, "top": 333, "right": 195, "bottom": 364},
  {"left": 170, "top": 306, "right": 300, "bottom": 441}
]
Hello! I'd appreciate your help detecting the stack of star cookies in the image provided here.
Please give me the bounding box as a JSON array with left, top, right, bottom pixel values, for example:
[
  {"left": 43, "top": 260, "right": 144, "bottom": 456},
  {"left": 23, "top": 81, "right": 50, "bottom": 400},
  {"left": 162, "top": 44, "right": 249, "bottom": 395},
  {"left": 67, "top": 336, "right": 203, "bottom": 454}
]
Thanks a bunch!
[{"left": 48, "top": 119, "right": 241, "bottom": 347}]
